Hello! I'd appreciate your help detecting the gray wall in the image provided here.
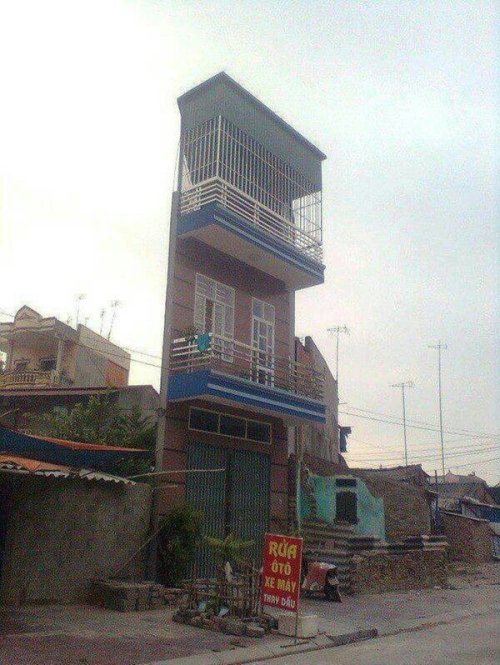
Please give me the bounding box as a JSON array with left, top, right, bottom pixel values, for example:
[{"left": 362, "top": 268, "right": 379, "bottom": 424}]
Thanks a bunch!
[{"left": 0, "top": 476, "right": 151, "bottom": 605}]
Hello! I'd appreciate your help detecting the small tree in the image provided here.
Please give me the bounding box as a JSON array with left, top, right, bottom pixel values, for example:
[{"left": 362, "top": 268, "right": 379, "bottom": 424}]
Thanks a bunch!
[
  {"left": 158, "top": 505, "right": 203, "bottom": 586},
  {"left": 25, "top": 395, "right": 155, "bottom": 475},
  {"left": 205, "top": 534, "right": 254, "bottom": 568}
]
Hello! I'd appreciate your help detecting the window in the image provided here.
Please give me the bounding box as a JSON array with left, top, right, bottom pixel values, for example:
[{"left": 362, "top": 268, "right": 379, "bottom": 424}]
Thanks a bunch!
[
  {"left": 220, "top": 414, "right": 247, "bottom": 438},
  {"left": 195, "top": 274, "right": 235, "bottom": 360},
  {"left": 189, "top": 408, "right": 219, "bottom": 433},
  {"left": 188, "top": 407, "right": 271, "bottom": 444},
  {"left": 247, "top": 419, "right": 271, "bottom": 444},
  {"left": 251, "top": 298, "right": 275, "bottom": 386},
  {"left": 39, "top": 357, "right": 56, "bottom": 371}
]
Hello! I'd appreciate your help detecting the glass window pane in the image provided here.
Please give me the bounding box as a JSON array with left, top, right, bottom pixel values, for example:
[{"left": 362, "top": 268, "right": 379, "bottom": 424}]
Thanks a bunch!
[
  {"left": 220, "top": 414, "right": 246, "bottom": 438},
  {"left": 247, "top": 420, "right": 271, "bottom": 443},
  {"left": 189, "top": 408, "right": 219, "bottom": 433}
]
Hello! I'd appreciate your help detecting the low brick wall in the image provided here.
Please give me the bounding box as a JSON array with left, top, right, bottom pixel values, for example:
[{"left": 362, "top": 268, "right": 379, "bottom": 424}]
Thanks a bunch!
[
  {"left": 442, "top": 511, "right": 492, "bottom": 564},
  {"left": 350, "top": 548, "right": 448, "bottom": 594}
]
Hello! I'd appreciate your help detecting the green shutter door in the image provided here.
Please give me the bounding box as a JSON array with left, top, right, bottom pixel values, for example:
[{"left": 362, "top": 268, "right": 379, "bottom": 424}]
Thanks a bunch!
[
  {"left": 229, "top": 449, "right": 270, "bottom": 567},
  {"left": 186, "top": 441, "right": 227, "bottom": 578},
  {"left": 186, "top": 442, "right": 271, "bottom": 576}
]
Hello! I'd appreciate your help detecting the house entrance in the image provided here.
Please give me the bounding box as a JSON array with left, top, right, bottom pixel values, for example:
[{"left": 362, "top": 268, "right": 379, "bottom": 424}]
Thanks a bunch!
[{"left": 185, "top": 441, "right": 270, "bottom": 577}]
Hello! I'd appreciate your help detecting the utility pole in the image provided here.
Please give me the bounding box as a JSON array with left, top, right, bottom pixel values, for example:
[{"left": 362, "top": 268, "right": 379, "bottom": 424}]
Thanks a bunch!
[
  {"left": 390, "top": 381, "right": 414, "bottom": 466},
  {"left": 75, "top": 294, "right": 86, "bottom": 328},
  {"left": 108, "top": 300, "right": 121, "bottom": 340},
  {"left": 327, "top": 325, "right": 349, "bottom": 393},
  {"left": 429, "top": 341, "right": 447, "bottom": 477}
]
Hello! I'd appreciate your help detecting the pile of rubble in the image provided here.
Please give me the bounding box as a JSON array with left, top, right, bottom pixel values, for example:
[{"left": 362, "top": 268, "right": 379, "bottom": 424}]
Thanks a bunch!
[{"left": 173, "top": 606, "right": 277, "bottom": 638}]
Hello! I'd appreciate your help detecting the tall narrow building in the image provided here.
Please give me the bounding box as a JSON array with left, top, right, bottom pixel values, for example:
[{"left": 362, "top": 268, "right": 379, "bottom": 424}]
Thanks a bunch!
[{"left": 159, "top": 73, "right": 326, "bottom": 574}]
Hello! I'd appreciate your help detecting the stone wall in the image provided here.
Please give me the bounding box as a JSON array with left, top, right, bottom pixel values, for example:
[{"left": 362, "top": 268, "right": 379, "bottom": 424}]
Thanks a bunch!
[
  {"left": 0, "top": 476, "right": 151, "bottom": 605},
  {"left": 351, "top": 548, "right": 448, "bottom": 594},
  {"left": 442, "top": 511, "right": 492, "bottom": 564},
  {"left": 354, "top": 472, "right": 432, "bottom": 541}
]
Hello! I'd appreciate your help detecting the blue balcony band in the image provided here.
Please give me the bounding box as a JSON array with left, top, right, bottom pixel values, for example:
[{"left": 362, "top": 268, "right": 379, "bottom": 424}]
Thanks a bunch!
[
  {"left": 168, "top": 369, "right": 326, "bottom": 424},
  {"left": 177, "top": 202, "right": 325, "bottom": 286}
]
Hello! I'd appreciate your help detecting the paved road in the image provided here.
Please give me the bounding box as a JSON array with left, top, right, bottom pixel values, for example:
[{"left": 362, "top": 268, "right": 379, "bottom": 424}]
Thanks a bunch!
[{"left": 254, "top": 612, "right": 500, "bottom": 665}]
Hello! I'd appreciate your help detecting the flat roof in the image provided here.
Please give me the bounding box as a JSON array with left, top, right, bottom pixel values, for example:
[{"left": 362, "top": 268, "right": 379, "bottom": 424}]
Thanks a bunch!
[{"left": 178, "top": 72, "right": 326, "bottom": 161}]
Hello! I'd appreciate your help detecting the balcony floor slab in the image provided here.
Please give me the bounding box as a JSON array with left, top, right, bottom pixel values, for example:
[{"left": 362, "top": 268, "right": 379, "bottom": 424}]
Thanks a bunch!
[
  {"left": 167, "top": 369, "right": 326, "bottom": 423},
  {"left": 177, "top": 202, "right": 324, "bottom": 290}
]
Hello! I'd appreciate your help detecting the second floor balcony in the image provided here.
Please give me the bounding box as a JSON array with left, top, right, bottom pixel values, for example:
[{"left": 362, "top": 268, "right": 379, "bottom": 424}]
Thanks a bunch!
[
  {"left": 177, "top": 116, "right": 325, "bottom": 290},
  {"left": 168, "top": 333, "right": 326, "bottom": 424},
  {"left": 0, "top": 369, "right": 60, "bottom": 389}
]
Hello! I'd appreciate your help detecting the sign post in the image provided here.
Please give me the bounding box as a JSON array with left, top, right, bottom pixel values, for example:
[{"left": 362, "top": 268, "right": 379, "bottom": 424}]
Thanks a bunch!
[{"left": 260, "top": 533, "right": 303, "bottom": 645}]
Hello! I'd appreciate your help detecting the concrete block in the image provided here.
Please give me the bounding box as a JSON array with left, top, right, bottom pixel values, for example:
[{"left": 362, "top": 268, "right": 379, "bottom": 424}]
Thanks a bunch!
[
  {"left": 278, "top": 613, "right": 319, "bottom": 638},
  {"left": 244, "top": 623, "right": 265, "bottom": 638},
  {"left": 220, "top": 618, "right": 246, "bottom": 636}
]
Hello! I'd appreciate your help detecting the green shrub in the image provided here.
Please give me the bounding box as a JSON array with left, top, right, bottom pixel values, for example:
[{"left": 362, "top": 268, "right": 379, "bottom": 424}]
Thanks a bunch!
[{"left": 158, "top": 504, "right": 203, "bottom": 585}]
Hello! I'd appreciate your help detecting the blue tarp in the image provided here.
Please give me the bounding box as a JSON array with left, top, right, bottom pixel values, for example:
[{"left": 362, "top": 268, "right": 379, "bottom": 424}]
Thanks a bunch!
[{"left": 0, "top": 426, "right": 145, "bottom": 471}]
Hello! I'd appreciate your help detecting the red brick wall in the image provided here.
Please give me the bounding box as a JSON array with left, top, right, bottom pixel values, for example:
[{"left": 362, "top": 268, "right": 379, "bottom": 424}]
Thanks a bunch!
[{"left": 442, "top": 512, "right": 493, "bottom": 563}]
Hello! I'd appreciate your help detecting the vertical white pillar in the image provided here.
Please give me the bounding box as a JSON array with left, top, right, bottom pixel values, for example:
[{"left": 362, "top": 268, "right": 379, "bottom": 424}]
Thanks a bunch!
[{"left": 55, "top": 337, "right": 64, "bottom": 378}]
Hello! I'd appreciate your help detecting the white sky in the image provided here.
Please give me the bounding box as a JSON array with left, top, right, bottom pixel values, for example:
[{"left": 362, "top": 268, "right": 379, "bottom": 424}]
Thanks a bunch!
[{"left": 0, "top": 0, "right": 498, "bottom": 483}]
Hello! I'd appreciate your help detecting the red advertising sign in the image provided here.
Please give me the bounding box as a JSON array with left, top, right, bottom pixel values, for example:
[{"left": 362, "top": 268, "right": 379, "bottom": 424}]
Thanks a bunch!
[{"left": 260, "top": 533, "right": 303, "bottom": 612}]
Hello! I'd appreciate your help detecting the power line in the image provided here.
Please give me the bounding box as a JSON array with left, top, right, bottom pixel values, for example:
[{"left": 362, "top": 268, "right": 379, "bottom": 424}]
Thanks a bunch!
[
  {"left": 346, "top": 445, "right": 498, "bottom": 465},
  {"left": 345, "top": 405, "right": 498, "bottom": 439},
  {"left": 339, "top": 409, "right": 498, "bottom": 440},
  {"left": 346, "top": 440, "right": 498, "bottom": 461}
]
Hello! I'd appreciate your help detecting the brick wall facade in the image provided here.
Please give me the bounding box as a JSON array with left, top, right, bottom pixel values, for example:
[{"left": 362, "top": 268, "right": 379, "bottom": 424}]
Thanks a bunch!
[
  {"left": 355, "top": 472, "right": 432, "bottom": 541},
  {"left": 351, "top": 549, "right": 448, "bottom": 594},
  {"left": 442, "top": 511, "right": 493, "bottom": 564}
]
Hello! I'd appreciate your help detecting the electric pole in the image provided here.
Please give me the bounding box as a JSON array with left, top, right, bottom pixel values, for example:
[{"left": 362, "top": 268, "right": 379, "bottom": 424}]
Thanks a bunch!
[
  {"left": 390, "top": 381, "right": 414, "bottom": 466},
  {"left": 327, "top": 325, "right": 350, "bottom": 392},
  {"left": 429, "top": 341, "right": 447, "bottom": 477},
  {"left": 75, "top": 294, "right": 86, "bottom": 328}
]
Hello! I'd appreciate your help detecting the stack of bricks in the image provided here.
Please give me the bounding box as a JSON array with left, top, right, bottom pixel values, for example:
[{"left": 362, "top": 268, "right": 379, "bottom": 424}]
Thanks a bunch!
[
  {"left": 94, "top": 580, "right": 183, "bottom": 612},
  {"left": 350, "top": 544, "right": 449, "bottom": 595}
]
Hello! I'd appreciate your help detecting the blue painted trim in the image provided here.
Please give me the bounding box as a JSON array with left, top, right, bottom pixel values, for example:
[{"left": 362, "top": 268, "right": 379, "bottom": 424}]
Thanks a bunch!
[
  {"left": 177, "top": 202, "right": 324, "bottom": 284},
  {"left": 168, "top": 370, "right": 326, "bottom": 423}
]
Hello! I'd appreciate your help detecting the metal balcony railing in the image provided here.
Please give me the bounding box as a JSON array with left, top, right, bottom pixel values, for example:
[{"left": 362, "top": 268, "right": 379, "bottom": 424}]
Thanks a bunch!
[
  {"left": 179, "top": 116, "right": 323, "bottom": 264},
  {"left": 0, "top": 369, "right": 59, "bottom": 388},
  {"left": 170, "top": 334, "right": 324, "bottom": 401},
  {"left": 180, "top": 177, "right": 323, "bottom": 263}
]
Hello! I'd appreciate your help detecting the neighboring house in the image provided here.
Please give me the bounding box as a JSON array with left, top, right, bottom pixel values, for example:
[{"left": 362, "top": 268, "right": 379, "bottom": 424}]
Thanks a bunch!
[
  {"left": 293, "top": 336, "right": 342, "bottom": 464},
  {"left": 0, "top": 385, "right": 159, "bottom": 431},
  {"left": 435, "top": 481, "right": 494, "bottom": 512},
  {"left": 436, "top": 470, "right": 487, "bottom": 484},
  {"left": 0, "top": 306, "right": 131, "bottom": 389},
  {"left": 358, "top": 464, "right": 431, "bottom": 488},
  {"left": 159, "top": 73, "right": 328, "bottom": 574},
  {"left": 0, "top": 428, "right": 150, "bottom": 605},
  {"left": 352, "top": 465, "right": 436, "bottom": 542}
]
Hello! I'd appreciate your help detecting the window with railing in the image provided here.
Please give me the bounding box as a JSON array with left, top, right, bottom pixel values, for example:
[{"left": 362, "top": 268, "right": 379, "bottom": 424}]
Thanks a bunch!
[{"left": 180, "top": 116, "right": 322, "bottom": 259}]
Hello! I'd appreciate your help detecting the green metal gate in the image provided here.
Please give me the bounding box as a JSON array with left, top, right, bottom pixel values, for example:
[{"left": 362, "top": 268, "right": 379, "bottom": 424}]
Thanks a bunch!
[
  {"left": 229, "top": 449, "right": 270, "bottom": 568},
  {"left": 186, "top": 442, "right": 270, "bottom": 578}
]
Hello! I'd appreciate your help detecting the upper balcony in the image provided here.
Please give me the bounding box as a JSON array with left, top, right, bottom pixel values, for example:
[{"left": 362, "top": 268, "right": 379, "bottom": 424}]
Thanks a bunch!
[
  {"left": 0, "top": 369, "right": 60, "bottom": 389},
  {"left": 176, "top": 74, "right": 326, "bottom": 290},
  {"left": 167, "top": 333, "right": 326, "bottom": 424}
]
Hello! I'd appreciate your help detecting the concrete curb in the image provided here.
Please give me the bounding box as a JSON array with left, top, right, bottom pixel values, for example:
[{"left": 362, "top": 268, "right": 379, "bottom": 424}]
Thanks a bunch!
[{"left": 144, "top": 628, "right": 378, "bottom": 665}]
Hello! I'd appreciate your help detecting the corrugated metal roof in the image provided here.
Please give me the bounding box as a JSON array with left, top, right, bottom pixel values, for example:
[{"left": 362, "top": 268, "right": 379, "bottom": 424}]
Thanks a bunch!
[{"left": 0, "top": 454, "right": 135, "bottom": 484}]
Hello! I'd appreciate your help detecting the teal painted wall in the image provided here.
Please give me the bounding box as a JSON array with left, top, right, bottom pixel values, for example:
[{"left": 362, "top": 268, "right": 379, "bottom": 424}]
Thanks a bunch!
[{"left": 299, "top": 474, "right": 385, "bottom": 540}]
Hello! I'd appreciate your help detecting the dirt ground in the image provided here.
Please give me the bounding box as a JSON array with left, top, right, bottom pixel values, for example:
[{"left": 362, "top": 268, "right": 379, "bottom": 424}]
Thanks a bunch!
[{"left": 0, "top": 562, "right": 498, "bottom": 665}]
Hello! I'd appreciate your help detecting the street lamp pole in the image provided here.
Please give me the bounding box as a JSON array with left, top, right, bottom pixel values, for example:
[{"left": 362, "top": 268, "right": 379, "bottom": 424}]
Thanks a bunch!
[
  {"left": 327, "top": 325, "right": 350, "bottom": 393},
  {"left": 429, "top": 341, "right": 447, "bottom": 477},
  {"left": 390, "top": 381, "right": 414, "bottom": 466}
]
